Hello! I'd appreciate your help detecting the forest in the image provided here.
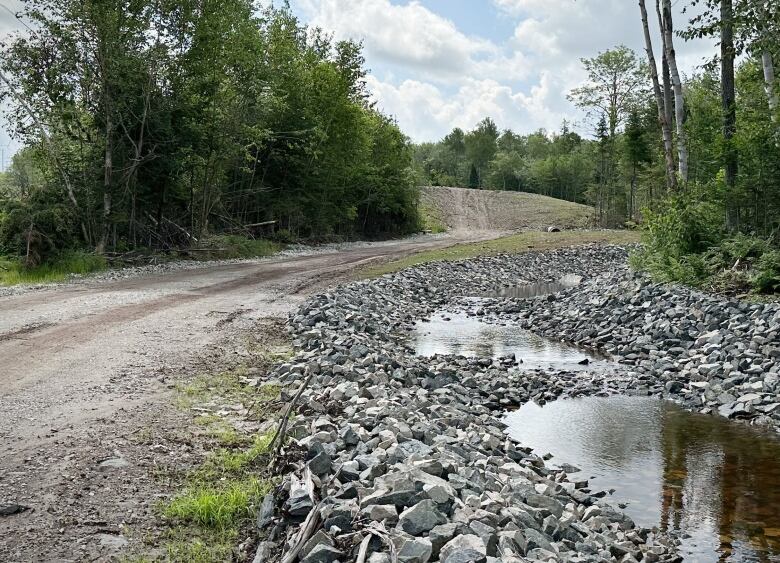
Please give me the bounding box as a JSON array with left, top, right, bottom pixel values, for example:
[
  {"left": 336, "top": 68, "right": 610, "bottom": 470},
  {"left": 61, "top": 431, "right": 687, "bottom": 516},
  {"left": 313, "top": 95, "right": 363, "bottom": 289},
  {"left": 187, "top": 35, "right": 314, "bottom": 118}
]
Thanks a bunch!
[
  {"left": 1, "top": 0, "right": 779, "bottom": 293},
  {"left": 0, "top": 1, "right": 419, "bottom": 270},
  {"left": 414, "top": 0, "right": 780, "bottom": 293}
]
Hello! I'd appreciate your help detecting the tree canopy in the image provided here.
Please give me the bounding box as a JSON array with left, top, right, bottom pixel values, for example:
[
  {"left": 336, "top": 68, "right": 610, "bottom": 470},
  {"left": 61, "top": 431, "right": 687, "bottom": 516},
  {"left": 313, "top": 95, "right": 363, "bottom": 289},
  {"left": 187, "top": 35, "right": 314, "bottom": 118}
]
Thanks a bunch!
[{"left": 0, "top": 1, "right": 420, "bottom": 263}]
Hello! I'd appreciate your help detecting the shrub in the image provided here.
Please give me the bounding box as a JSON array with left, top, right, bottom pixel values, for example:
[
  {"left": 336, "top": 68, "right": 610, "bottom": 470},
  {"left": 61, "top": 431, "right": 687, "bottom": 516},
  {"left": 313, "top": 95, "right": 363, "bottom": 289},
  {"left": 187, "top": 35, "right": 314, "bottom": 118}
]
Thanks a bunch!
[
  {"left": 195, "top": 235, "right": 281, "bottom": 260},
  {"left": 0, "top": 250, "right": 107, "bottom": 286}
]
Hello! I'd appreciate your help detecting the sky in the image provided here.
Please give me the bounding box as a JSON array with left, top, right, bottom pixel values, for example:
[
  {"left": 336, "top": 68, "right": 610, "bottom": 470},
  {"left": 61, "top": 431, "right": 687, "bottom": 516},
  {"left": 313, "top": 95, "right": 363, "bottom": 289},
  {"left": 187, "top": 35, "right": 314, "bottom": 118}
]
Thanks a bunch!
[{"left": 0, "top": 0, "right": 715, "bottom": 169}]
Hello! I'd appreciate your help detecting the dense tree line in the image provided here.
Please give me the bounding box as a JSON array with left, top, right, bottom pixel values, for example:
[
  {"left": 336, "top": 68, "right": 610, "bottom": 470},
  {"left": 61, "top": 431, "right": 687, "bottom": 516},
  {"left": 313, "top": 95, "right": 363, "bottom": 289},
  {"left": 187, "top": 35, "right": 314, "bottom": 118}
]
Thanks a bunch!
[
  {"left": 0, "top": 1, "right": 419, "bottom": 264},
  {"left": 415, "top": 0, "right": 780, "bottom": 250},
  {"left": 413, "top": 119, "right": 593, "bottom": 205}
]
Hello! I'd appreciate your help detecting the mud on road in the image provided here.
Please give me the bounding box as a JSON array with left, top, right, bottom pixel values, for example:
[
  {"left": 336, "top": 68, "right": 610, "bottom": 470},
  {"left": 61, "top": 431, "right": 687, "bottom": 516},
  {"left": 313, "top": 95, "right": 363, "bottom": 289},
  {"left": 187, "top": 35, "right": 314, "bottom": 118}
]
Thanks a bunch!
[{"left": 0, "top": 233, "right": 495, "bottom": 562}]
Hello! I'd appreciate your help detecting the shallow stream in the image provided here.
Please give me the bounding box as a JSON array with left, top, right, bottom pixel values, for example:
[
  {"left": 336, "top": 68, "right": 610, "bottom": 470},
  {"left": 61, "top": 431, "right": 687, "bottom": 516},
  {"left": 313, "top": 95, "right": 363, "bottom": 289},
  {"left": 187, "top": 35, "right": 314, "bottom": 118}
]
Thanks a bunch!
[
  {"left": 505, "top": 397, "right": 780, "bottom": 562},
  {"left": 413, "top": 311, "right": 604, "bottom": 371},
  {"left": 413, "top": 291, "right": 780, "bottom": 562}
]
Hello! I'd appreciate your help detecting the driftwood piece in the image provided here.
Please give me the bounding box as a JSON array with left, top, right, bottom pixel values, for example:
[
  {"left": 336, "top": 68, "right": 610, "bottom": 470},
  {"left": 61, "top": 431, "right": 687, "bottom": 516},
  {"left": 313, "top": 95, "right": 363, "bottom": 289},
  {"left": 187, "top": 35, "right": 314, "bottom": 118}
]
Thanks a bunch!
[
  {"left": 356, "top": 534, "right": 372, "bottom": 563},
  {"left": 279, "top": 500, "right": 322, "bottom": 563},
  {"left": 268, "top": 369, "right": 316, "bottom": 458}
]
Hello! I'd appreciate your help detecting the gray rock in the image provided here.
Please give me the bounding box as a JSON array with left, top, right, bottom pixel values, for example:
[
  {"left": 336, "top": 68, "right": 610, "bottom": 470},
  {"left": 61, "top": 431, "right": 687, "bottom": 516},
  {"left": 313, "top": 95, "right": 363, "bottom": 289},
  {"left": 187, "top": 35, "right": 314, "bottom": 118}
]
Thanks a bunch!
[
  {"left": 398, "top": 500, "right": 447, "bottom": 535},
  {"left": 392, "top": 534, "right": 433, "bottom": 563},
  {"left": 440, "top": 534, "right": 488, "bottom": 563},
  {"left": 300, "top": 543, "right": 344, "bottom": 563},
  {"left": 307, "top": 451, "right": 332, "bottom": 475},
  {"left": 429, "top": 523, "right": 460, "bottom": 557}
]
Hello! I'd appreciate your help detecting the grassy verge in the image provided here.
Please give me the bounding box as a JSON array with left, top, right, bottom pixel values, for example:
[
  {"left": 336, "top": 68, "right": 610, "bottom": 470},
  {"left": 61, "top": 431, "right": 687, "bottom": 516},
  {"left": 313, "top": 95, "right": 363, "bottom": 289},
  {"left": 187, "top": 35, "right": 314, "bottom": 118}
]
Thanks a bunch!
[
  {"left": 0, "top": 235, "right": 282, "bottom": 287},
  {"left": 152, "top": 367, "right": 284, "bottom": 562},
  {"left": 359, "top": 229, "right": 641, "bottom": 278},
  {"left": 129, "top": 324, "right": 293, "bottom": 563},
  {"left": 0, "top": 251, "right": 107, "bottom": 286}
]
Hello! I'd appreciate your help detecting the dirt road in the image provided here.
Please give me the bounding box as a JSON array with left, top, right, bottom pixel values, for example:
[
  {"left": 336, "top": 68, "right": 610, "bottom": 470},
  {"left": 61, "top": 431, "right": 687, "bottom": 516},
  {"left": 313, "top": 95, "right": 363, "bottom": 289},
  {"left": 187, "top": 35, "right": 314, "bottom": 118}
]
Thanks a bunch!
[{"left": 0, "top": 233, "right": 493, "bottom": 562}]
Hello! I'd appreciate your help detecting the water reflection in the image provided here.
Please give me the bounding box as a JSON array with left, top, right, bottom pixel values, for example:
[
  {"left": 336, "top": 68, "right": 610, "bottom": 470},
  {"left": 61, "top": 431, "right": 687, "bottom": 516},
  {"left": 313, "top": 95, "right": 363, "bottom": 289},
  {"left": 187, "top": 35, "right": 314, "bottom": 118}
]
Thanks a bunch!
[
  {"left": 490, "top": 274, "right": 583, "bottom": 299},
  {"left": 413, "top": 312, "right": 601, "bottom": 370},
  {"left": 504, "top": 396, "right": 780, "bottom": 561}
]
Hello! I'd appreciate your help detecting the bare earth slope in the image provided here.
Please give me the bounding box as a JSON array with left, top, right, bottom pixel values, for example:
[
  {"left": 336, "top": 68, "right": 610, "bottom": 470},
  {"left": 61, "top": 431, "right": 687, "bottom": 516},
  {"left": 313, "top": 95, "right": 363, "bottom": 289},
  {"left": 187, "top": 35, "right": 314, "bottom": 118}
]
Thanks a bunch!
[{"left": 421, "top": 186, "right": 595, "bottom": 232}]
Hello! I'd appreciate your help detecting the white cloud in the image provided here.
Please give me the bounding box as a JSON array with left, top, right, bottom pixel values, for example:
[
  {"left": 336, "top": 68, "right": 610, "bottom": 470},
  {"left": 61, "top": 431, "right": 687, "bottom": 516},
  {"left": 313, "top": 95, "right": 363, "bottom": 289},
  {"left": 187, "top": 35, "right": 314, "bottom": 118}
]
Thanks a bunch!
[
  {"left": 366, "top": 73, "right": 568, "bottom": 142},
  {"left": 0, "top": 1, "right": 26, "bottom": 169},
  {"left": 297, "top": 0, "right": 530, "bottom": 81}
]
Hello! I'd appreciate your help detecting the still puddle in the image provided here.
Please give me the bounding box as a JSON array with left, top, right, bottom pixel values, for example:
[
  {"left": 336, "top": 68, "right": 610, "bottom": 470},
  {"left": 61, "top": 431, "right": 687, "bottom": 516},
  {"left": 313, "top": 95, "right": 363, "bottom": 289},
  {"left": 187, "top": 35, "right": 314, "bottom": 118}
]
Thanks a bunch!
[
  {"left": 505, "top": 396, "right": 780, "bottom": 562},
  {"left": 491, "top": 274, "right": 583, "bottom": 299},
  {"left": 413, "top": 311, "right": 603, "bottom": 370}
]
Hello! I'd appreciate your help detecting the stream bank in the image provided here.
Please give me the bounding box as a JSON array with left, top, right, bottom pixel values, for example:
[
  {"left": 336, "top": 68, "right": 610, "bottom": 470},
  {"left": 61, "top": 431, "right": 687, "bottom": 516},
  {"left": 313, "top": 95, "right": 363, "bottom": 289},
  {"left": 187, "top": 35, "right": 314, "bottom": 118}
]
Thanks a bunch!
[{"left": 255, "top": 244, "right": 780, "bottom": 562}]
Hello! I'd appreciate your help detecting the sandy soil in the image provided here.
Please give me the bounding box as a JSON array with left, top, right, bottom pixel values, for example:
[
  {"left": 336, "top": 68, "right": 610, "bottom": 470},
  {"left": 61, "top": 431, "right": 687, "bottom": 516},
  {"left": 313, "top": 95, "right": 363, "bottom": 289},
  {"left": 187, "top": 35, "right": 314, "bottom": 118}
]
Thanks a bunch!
[
  {"left": 421, "top": 186, "right": 595, "bottom": 232},
  {"left": 0, "top": 233, "right": 495, "bottom": 562}
]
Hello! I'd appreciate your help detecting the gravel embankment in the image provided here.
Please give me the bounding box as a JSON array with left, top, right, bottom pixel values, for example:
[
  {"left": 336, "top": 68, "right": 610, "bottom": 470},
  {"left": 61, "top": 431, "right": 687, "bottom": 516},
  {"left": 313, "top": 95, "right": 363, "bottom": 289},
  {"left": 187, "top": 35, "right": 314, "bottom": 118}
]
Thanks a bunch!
[
  {"left": 477, "top": 256, "right": 780, "bottom": 426},
  {"left": 256, "top": 245, "right": 697, "bottom": 563},
  {"left": 420, "top": 186, "right": 594, "bottom": 232}
]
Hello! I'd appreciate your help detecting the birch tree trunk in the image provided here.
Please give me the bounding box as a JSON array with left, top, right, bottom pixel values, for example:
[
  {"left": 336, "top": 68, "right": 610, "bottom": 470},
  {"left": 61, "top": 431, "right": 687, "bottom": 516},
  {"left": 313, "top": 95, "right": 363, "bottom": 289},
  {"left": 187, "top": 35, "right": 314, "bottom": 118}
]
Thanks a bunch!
[
  {"left": 661, "top": 0, "right": 689, "bottom": 183},
  {"left": 762, "top": 50, "right": 778, "bottom": 123},
  {"left": 97, "top": 112, "right": 113, "bottom": 254},
  {"left": 639, "top": 0, "right": 677, "bottom": 191}
]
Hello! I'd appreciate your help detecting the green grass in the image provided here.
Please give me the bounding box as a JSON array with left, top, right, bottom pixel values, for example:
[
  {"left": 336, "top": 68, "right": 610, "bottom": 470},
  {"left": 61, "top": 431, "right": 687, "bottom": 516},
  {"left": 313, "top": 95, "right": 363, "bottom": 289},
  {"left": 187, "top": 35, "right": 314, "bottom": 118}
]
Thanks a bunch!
[
  {"left": 0, "top": 250, "right": 107, "bottom": 286},
  {"left": 419, "top": 203, "right": 448, "bottom": 233},
  {"left": 160, "top": 432, "right": 277, "bottom": 561},
  {"left": 198, "top": 433, "right": 275, "bottom": 478},
  {"left": 164, "top": 477, "right": 273, "bottom": 530},
  {"left": 163, "top": 531, "right": 239, "bottom": 563},
  {"left": 359, "top": 229, "right": 641, "bottom": 278}
]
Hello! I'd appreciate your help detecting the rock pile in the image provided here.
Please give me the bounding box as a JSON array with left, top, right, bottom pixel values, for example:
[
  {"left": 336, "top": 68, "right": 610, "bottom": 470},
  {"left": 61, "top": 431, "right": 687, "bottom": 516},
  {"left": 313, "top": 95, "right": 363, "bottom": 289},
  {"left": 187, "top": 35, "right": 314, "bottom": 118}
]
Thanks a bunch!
[
  {"left": 256, "top": 245, "right": 685, "bottom": 562},
  {"left": 477, "top": 261, "right": 780, "bottom": 427}
]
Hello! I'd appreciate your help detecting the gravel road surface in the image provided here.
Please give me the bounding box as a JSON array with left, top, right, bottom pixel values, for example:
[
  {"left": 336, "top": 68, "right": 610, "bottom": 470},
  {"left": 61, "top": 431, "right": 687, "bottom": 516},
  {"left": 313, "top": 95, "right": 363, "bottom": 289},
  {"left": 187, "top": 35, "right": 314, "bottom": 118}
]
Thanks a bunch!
[{"left": 0, "top": 233, "right": 493, "bottom": 562}]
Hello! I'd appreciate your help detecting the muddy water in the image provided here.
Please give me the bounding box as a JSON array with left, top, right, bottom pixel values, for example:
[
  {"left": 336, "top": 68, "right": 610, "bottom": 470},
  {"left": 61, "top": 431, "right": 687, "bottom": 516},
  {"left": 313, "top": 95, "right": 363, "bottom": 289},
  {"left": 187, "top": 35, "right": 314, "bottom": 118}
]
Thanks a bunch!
[
  {"left": 505, "top": 396, "right": 780, "bottom": 562},
  {"left": 413, "top": 311, "right": 603, "bottom": 370}
]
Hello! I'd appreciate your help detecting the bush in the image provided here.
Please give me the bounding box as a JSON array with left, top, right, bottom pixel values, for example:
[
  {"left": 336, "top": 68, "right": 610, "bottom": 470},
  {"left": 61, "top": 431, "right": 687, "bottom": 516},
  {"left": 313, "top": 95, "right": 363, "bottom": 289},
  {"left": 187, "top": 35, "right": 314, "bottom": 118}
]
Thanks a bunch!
[
  {"left": 195, "top": 235, "right": 281, "bottom": 260},
  {"left": 752, "top": 250, "right": 780, "bottom": 293},
  {"left": 642, "top": 194, "right": 723, "bottom": 258},
  {"left": 632, "top": 196, "right": 780, "bottom": 294},
  {"left": 0, "top": 250, "right": 107, "bottom": 286}
]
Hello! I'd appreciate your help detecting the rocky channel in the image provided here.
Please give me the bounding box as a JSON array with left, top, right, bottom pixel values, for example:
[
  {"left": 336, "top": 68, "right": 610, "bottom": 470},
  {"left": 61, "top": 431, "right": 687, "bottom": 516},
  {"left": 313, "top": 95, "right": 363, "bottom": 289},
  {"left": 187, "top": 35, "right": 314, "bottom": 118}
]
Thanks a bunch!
[{"left": 254, "top": 245, "right": 779, "bottom": 562}]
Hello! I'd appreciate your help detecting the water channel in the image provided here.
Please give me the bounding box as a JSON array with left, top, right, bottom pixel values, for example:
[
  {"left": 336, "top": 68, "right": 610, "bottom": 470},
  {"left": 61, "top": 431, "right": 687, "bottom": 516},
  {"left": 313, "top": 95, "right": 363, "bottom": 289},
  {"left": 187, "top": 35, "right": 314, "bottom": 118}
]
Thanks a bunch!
[{"left": 413, "top": 299, "right": 780, "bottom": 562}]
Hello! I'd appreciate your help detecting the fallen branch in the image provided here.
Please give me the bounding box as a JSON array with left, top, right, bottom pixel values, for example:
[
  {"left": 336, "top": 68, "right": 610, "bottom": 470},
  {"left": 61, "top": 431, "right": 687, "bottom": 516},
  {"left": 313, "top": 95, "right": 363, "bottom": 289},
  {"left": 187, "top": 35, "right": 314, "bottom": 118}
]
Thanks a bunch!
[
  {"left": 356, "top": 534, "right": 372, "bottom": 563},
  {"left": 279, "top": 500, "right": 321, "bottom": 563},
  {"left": 161, "top": 215, "right": 198, "bottom": 243},
  {"left": 244, "top": 220, "right": 277, "bottom": 228},
  {"left": 268, "top": 369, "right": 316, "bottom": 459}
]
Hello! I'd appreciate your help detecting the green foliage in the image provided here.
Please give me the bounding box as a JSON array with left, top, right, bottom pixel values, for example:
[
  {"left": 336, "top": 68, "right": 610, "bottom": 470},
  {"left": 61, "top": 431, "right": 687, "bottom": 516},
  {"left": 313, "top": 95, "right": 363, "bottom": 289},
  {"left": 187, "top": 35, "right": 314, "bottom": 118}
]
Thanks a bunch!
[
  {"left": 634, "top": 198, "right": 780, "bottom": 294},
  {"left": 419, "top": 204, "right": 447, "bottom": 233},
  {"left": 643, "top": 195, "right": 723, "bottom": 257},
  {"left": 567, "top": 46, "right": 649, "bottom": 138},
  {"left": 164, "top": 477, "right": 271, "bottom": 530},
  {"left": 415, "top": 120, "right": 596, "bottom": 207},
  {"left": 0, "top": 250, "right": 107, "bottom": 286},
  {"left": 195, "top": 235, "right": 280, "bottom": 260},
  {"left": 753, "top": 250, "right": 780, "bottom": 293},
  {"left": 0, "top": 3, "right": 419, "bottom": 263}
]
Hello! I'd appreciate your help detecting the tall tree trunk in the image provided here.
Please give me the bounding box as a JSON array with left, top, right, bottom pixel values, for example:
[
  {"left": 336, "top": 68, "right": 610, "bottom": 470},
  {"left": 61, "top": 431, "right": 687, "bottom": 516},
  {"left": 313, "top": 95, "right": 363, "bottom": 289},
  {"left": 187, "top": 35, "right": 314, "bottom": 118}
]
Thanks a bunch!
[
  {"left": 97, "top": 112, "right": 113, "bottom": 253},
  {"left": 721, "top": 0, "right": 739, "bottom": 229},
  {"left": 762, "top": 50, "right": 778, "bottom": 124},
  {"left": 639, "top": 0, "right": 677, "bottom": 191},
  {"left": 661, "top": 0, "right": 689, "bottom": 183}
]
